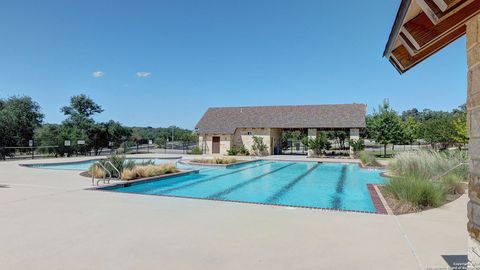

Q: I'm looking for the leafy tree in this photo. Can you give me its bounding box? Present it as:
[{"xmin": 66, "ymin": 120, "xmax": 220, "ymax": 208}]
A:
[
  {"xmin": 452, "ymin": 104, "xmax": 468, "ymax": 149},
  {"xmin": 105, "ymin": 120, "xmax": 131, "ymax": 149},
  {"xmin": 401, "ymin": 108, "xmax": 421, "ymax": 121},
  {"xmin": 349, "ymin": 139, "xmax": 365, "ymax": 156},
  {"xmin": 34, "ymin": 124, "xmax": 86, "ymax": 156},
  {"xmin": 61, "ymin": 94, "xmax": 103, "ymax": 118},
  {"xmin": 368, "ymin": 100, "xmax": 404, "ymax": 157},
  {"xmin": 130, "ymin": 126, "xmax": 193, "ymax": 146},
  {"xmin": 307, "ymin": 132, "xmax": 331, "ymax": 156},
  {"xmin": 422, "ymin": 114, "xmax": 455, "ymax": 149},
  {"xmin": 327, "ymin": 130, "xmax": 348, "ymax": 149},
  {"xmin": 281, "ymin": 130, "xmax": 306, "ymax": 150},
  {"xmin": 251, "ymin": 136, "xmax": 268, "ymax": 155},
  {"xmin": 0, "ymin": 96, "xmax": 43, "ymax": 158},
  {"xmin": 401, "ymin": 116, "xmax": 421, "ymax": 145},
  {"xmin": 130, "ymin": 130, "xmax": 144, "ymax": 153}
]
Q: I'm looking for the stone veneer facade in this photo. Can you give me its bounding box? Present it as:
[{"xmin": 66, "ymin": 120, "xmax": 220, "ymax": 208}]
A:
[
  {"xmin": 198, "ymin": 128, "xmax": 283, "ymax": 155},
  {"xmin": 198, "ymin": 134, "xmax": 233, "ymax": 155},
  {"xmin": 199, "ymin": 128, "xmax": 359, "ymax": 156},
  {"xmin": 467, "ymin": 14, "xmax": 480, "ymax": 268}
]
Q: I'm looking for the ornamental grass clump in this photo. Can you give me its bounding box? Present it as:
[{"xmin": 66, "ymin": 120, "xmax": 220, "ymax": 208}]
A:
[
  {"xmin": 191, "ymin": 158, "xmax": 238, "ymax": 164},
  {"xmin": 120, "ymin": 163, "xmax": 178, "ymax": 180},
  {"xmin": 90, "ymin": 164, "xmax": 106, "ymax": 178},
  {"xmin": 388, "ymin": 150, "xmax": 468, "ymax": 181},
  {"xmin": 384, "ymin": 150, "xmax": 467, "ymax": 211},
  {"xmin": 358, "ymin": 151, "xmax": 380, "ymax": 167},
  {"xmin": 384, "ymin": 174, "xmax": 445, "ymax": 209}
]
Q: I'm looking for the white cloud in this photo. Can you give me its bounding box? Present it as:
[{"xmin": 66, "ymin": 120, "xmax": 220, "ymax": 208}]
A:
[
  {"xmin": 92, "ymin": 71, "xmax": 104, "ymax": 78},
  {"xmin": 136, "ymin": 71, "xmax": 151, "ymax": 78}
]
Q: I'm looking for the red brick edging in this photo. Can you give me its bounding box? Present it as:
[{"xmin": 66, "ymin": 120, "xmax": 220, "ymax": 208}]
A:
[{"xmin": 367, "ymin": 184, "xmax": 388, "ymax": 215}]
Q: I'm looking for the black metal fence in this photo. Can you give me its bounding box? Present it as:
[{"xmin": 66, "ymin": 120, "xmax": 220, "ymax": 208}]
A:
[{"xmin": 0, "ymin": 141, "xmax": 198, "ymax": 161}]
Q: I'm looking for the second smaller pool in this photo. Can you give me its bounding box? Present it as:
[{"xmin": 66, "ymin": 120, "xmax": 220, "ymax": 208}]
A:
[{"xmin": 28, "ymin": 158, "xmax": 180, "ymax": 171}]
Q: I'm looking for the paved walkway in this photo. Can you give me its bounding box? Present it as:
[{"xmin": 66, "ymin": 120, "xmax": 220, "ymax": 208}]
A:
[{"xmin": 0, "ymin": 154, "xmax": 467, "ymax": 270}]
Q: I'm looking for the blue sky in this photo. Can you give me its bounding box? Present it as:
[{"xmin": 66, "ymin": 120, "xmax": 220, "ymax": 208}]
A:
[{"xmin": 0, "ymin": 1, "xmax": 467, "ymax": 129}]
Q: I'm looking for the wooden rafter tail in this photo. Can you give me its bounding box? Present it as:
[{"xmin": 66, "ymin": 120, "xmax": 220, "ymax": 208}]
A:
[
  {"xmin": 404, "ymin": 0, "xmax": 480, "ymax": 49},
  {"xmin": 416, "ymin": 0, "xmax": 443, "ymax": 24},
  {"xmin": 391, "ymin": 25, "xmax": 466, "ymax": 72},
  {"xmin": 432, "ymin": 0, "xmax": 466, "ymax": 12}
]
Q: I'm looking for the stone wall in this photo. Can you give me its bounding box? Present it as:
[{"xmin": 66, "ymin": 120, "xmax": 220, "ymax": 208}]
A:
[
  {"xmin": 349, "ymin": 128, "xmax": 360, "ymax": 157},
  {"xmin": 232, "ymin": 128, "xmax": 276, "ymax": 155},
  {"xmin": 198, "ymin": 134, "xmax": 232, "ymax": 155},
  {"xmin": 467, "ymin": 14, "xmax": 480, "ymax": 268}
]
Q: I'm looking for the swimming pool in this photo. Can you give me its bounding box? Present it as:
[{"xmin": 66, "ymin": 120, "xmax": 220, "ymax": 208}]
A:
[
  {"xmin": 28, "ymin": 158, "xmax": 180, "ymax": 171},
  {"xmin": 101, "ymin": 160, "xmax": 386, "ymax": 213}
]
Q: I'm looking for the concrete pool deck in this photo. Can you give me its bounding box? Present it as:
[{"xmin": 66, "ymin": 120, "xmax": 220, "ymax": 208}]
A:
[{"xmin": 0, "ymin": 154, "xmax": 468, "ymax": 270}]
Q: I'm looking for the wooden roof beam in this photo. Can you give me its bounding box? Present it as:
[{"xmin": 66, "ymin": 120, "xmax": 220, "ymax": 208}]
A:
[
  {"xmin": 403, "ymin": 0, "xmax": 480, "ymax": 48},
  {"xmin": 391, "ymin": 25, "xmax": 466, "ymax": 72},
  {"xmin": 399, "ymin": 32, "xmax": 419, "ymax": 55},
  {"xmin": 416, "ymin": 0, "xmax": 444, "ymax": 24},
  {"xmin": 433, "ymin": 0, "xmax": 465, "ymax": 11}
]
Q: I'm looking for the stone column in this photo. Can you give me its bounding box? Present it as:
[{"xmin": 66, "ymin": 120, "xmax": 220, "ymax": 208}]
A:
[
  {"xmin": 198, "ymin": 135, "xmax": 204, "ymax": 154},
  {"xmin": 307, "ymin": 128, "xmax": 317, "ymax": 156},
  {"xmin": 467, "ymin": 14, "xmax": 480, "ymax": 269},
  {"xmin": 349, "ymin": 128, "xmax": 360, "ymax": 157}
]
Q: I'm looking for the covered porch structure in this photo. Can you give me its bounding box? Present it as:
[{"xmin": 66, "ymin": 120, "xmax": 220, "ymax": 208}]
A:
[
  {"xmin": 384, "ymin": 0, "xmax": 480, "ymax": 267},
  {"xmin": 195, "ymin": 104, "xmax": 366, "ymax": 156}
]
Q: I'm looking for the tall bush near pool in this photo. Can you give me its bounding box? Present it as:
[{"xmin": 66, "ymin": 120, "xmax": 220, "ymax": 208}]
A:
[
  {"xmin": 251, "ymin": 136, "xmax": 268, "ymax": 156},
  {"xmin": 307, "ymin": 132, "xmax": 331, "ymax": 156}
]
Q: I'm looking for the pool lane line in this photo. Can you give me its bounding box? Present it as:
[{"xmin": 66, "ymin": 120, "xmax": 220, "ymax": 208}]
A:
[
  {"xmin": 330, "ymin": 165, "xmax": 347, "ymax": 209},
  {"xmin": 265, "ymin": 163, "xmax": 319, "ymax": 204},
  {"xmin": 207, "ymin": 163, "xmax": 296, "ymax": 199},
  {"xmin": 154, "ymin": 161, "xmax": 275, "ymax": 194}
]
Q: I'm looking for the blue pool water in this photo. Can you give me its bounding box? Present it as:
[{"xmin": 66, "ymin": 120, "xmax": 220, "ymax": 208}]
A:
[
  {"xmin": 102, "ymin": 160, "xmax": 386, "ymax": 212},
  {"xmin": 29, "ymin": 158, "xmax": 179, "ymax": 171}
]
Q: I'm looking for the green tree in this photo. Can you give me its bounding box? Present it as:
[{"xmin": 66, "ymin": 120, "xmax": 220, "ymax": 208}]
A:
[
  {"xmin": 452, "ymin": 104, "xmax": 468, "ymax": 150},
  {"xmin": 61, "ymin": 94, "xmax": 103, "ymax": 118},
  {"xmin": 307, "ymin": 132, "xmax": 331, "ymax": 156},
  {"xmin": 130, "ymin": 130, "xmax": 144, "ymax": 153},
  {"xmin": 0, "ymin": 96, "xmax": 43, "ymax": 158},
  {"xmin": 422, "ymin": 114, "xmax": 455, "ymax": 150},
  {"xmin": 368, "ymin": 100, "xmax": 404, "ymax": 157},
  {"xmin": 251, "ymin": 136, "xmax": 268, "ymax": 156},
  {"xmin": 401, "ymin": 116, "xmax": 421, "ymax": 145},
  {"xmin": 106, "ymin": 121, "xmax": 131, "ymax": 149},
  {"xmin": 327, "ymin": 130, "xmax": 348, "ymax": 149}
]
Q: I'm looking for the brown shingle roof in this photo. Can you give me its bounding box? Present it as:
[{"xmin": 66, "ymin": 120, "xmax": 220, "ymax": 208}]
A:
[{"xmin": 195, "ymin": 104, "xmax": 367, "ymax": 134}]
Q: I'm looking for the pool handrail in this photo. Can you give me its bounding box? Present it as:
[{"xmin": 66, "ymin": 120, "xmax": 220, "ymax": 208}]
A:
[
  {"xmin": 92, "ymin": 161, "xmax": 112, "ymax": 186},
  {"xmin": 105, "ymin": 161, "xmax": 121, "ymax": 179}
]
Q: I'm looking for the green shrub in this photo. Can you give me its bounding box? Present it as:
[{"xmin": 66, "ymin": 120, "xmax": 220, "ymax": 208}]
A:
[
  {"xmin": 349, "ymin": 139, "xmax": 365, "ymax": 156},
  {"xmin": 384, "ymin": 174, "xmax": 445, "ymax": 209},
  {"xmin": 238, "ymin": 145, "xmax": 250, "ymax": 156},
  {"xmin": 227, "ymin": 146, "xmax": 250, "ymax": 156},
  {"xmin": 227, "ymin": 148, "xmax": 238, "ymax": 156},
  {"xmin": 89, "ymin": 154, "xmax": 125, "ymax": 178},
  {"xmin": 359, "ymin": 151, "xmax": 380, "ymax": 166},
  {"xmin": 137, "ymin": 159, "xmax": 155, "ymax": 166},
  {"xmin": 188, "ymin": 146, "xmax": 203, "ymax": 155},
  {"xmin": 192, "ymin": 158, "xmax": 237, "ymax": 164},
  {"xmin": 306, "ymin": 132, "xmax": 331, "ymax": 156},
  {"xmin": 252, "ymin": 136, "xmax": 268, "ymax": 156}
]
